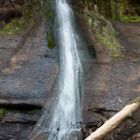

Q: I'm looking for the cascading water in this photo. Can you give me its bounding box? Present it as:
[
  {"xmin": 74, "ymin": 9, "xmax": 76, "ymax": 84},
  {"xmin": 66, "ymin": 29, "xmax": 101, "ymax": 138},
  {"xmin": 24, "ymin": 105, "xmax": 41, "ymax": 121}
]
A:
[
  {"xmin": 48, "ymin": 0, "xmax": 83, "ymax": 139},
  {"xmin": 30, "ymin": 0, "xmax": 83, "ymax": 139}
]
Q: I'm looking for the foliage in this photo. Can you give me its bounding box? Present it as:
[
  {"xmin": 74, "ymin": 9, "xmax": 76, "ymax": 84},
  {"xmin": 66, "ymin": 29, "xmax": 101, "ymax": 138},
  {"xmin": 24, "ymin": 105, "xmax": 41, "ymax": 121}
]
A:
[
  {"xmin": 0, "ymin": 17, "xmax": 29, "ymax": 36},
  {"xmin": 72, "ymin": 0, "xmax": 140, "ymax": 22},
  {"xmin": 0, "ymin": 0, "xmax": 41, "ymax": 36},
  {"xmin": 72, "ymin": 0, "xmax": 139, "ymax": 58},
  {"xmin": 72, "ymin": 0, "xmax": 112, "ymax": 19},
  {"xmin": 110, "ymin": 0, "xmax": 140, "ymax": 22},
  {"xmin": 121, "ymin": 16, "xmax": 140, "ymax": 22},
  {"xmin": 93, "ymin": 13, "xmax": 121, "ymax": 58},
  {"xmin": 77, "ymin": 5, "xmax": 121, "ymax": 58}
]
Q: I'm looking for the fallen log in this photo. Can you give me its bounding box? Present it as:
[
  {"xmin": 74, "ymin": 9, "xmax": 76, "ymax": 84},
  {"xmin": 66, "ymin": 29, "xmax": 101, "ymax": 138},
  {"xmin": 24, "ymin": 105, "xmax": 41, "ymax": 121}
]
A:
[{"xmin": 85, "ymin": 97, "xmax": 140, "ymax": 140}]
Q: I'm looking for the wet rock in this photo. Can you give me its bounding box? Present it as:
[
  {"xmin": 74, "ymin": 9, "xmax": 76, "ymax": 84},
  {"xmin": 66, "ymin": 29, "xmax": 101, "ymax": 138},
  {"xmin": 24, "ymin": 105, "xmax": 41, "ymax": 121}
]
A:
[
  {"xmin": 2, "ymin": 112, "xmax": 40, "ymax": 124},
  {"xmin": 83, "ymin": 22, "xmax": 140, "ymax": 139},
  {"xmin": 0, "ymin": 58, "xmax": 58, "ymax": 107},
  {"xmin": 0, "ymin": 19, "xmax": 59, "ymax": 139},
  {"xmin": 30, "ymin": 132, "xmax": 48, "ymax": 140},
  {"xmin": 0, "ymin": 123, "xmax": 32, "ymax": 140},
  {"xmin": 0, "ymin": 19, "xmax": 59, "ymax": 108}
]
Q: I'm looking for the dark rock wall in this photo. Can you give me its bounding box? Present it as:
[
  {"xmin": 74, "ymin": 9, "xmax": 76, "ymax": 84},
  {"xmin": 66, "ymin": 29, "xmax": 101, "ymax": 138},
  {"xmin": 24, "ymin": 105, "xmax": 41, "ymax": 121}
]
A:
[
  {"xmin": 0, "ymin": 0, "xmax": 24, "ymax": 23},
  {"xmin": 0, "ymin": 14, "xmax": 59, "ymax": 139},
  {"xmin": 71, "ymin": 0, "xmax": 140, "ymax": 139}
]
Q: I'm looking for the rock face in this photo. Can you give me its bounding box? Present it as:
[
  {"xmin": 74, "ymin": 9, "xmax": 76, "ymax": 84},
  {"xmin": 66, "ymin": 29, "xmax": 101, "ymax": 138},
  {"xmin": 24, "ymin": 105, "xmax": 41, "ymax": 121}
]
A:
[
  {"xmin": 0, "ymin": 5, "xmax": 140, "ymax": 140},
  {"xmin": 0, "ymin": 18, "xmax": 59, "ymax": 139},
  {"xmin": 82, "ymin": 22, "xmax": 140, "ymax": 139},
  {"xmin": 0, "ymin": 0, "xmax": 23, "ymax": 25},
  {"xmin": 0, "ymin": 19, "xmax": 59, "ymax": 107}
]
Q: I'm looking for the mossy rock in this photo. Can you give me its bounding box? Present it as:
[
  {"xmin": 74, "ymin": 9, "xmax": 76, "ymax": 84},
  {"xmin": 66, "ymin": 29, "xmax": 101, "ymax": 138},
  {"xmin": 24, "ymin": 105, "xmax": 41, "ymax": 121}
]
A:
[
  {"xmin": 120, "ymin": 16, "xmax": 140, "ymax": 22},
  {"xmin": 0, "ymin": 0, "xmax": 41, "ymax": 36},
  {"xmin": 42, "ymin": 0, "xmax": 55, "ymax": 48},
  {"xmin": 0, "ymin": 108, "xmax": 7, "ymax": 118}
]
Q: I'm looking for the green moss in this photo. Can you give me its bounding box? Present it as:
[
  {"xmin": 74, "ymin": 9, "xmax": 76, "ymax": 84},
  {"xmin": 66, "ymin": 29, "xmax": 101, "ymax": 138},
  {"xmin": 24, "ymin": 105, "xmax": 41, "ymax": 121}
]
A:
[
  {"xmin": 0, "ymin": 17, "xmax": 29, "ymax": 36},
  {"xmin": 82, "ymin": 6, "xmax": 121, "ymax": 58},
  {"xmin": 0, "ymin": 108, "xmax": 7, "ymax": 118},
  {"xmin": 110, "ymin": 0, "xmax": 140, "ymax": 22},
  {"xmin": 97, "ymin": 27, "xmax": 121, "ymax": 58},
  {"xmin": 96, "ymin": 31, "xmax": 121, "ymax": 58},
  {"xmin": 120, "ymin": 16, "xmax": 140, "ymax": 22},
  {"xmin": 73, "ymin": 0, "xmax": 140, "ymax": 22},
  {"xmin": 0, "ymin": 0, "xmax": 41, "ymax": 36},
  {"xmin": 27, "ymin": 109, "xmax": 40, "ymax": 115},
  {"xmin": 75, "ymin": 0, "xmax": 112, "ymax": 19},
  {"xmin": 111, "ymin": 0, "xmax": 121, "ymax": 20},
  {"xmin": 48, "ymin": 33, "xmax": 55, "ymax": 48},
  {"xmin": 42, "ymin": 0, "xmax": 55, "ymax": 48}
]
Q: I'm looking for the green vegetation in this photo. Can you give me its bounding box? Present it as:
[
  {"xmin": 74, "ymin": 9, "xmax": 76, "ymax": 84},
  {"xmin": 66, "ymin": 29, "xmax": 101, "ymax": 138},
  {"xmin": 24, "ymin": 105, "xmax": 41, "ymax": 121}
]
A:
[
  {"xmin": 73, "ymin": 0, "xmax": 140, "ymax": 58},
  {"xmin": 0, "ymin": 0, "xmax": 41, "ymax": 36},
  {"xmin": 73, "ymin": 0, "xmax": 140, "ymax": 22},
  {"xmin": 42, "ymin": 0, "xmax": 55, "ymax": 48},
  {"xmin": 110, "ymin": 0, "xmax": 140, "ymax": 22},
  {"xmin": 110, "ymin": 0, "xmax": 120, "ymax": 20},
  {"xmin": 96, "ymin": 30, "xmax": 121, "ymax": 58},
  {"xmin": 0, "ymin": 17, "xmax": 29, "ymax": 36},
  {"xmin": 0, "ymin": 108, "xmax": 7, "ymax": 118},
  {"xmin": 75, "ymin": 3, "xmax": 121, "ymax": 58},
  {"xmin": 88, "ymin": 10, "xmax": 121, "ymax": 58},
  {"xmin": 121, "ymin": 16, "xmax": 140, "ymax": 22},
  {"xmin": 0, "ymin": 0, "xmax": 55, "ymax": 48}
]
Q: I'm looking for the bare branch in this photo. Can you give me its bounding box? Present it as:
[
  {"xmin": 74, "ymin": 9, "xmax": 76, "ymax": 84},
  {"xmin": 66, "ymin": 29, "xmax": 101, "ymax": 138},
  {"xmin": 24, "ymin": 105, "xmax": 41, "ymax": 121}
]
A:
[{"xmin": 85, "ymin": 97, "xmax": 140, "ymax": 140}]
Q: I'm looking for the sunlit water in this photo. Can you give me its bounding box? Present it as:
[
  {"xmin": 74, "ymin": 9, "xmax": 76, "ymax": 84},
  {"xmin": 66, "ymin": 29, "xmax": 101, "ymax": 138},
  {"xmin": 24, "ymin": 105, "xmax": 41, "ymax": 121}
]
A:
[{"xmin": 30, "ymin": 0, "xmax": 83, "ymax": 139}]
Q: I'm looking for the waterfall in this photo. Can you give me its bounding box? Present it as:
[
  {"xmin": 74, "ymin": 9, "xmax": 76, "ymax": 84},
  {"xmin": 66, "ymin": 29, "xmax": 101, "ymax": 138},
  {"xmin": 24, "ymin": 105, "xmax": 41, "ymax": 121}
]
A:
[
  {"xmin": 48, "ymin": 0, "xmax": 83, "ymax": 139},
  {"xmin": 30, "ymin": 0, "xmax": 83, "ymax": 139}
]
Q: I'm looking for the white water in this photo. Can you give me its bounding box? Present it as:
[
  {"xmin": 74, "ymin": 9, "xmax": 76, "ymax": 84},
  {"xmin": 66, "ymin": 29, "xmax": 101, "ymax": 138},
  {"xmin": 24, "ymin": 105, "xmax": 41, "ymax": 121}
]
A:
[
  {"xmin": 47, "ymin": 0, "xmax": 82, "ymax": 139},
  {"xmin": 30, "ymin": 0, "xmax": 83, "ymax": 139}
]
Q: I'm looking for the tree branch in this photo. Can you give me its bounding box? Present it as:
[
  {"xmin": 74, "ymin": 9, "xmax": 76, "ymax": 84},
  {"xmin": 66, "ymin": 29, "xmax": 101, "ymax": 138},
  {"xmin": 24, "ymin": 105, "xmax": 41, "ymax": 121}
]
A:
[{"xmin": 85, "ymin": 97, "xmax": 140, "ymax": 140}]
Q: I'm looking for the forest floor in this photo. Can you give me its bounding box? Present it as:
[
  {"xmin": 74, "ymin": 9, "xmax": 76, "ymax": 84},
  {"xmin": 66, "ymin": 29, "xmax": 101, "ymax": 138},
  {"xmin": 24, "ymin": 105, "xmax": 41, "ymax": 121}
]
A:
[{"xmin": 83, "ymin": 22, "xmax": 140, "ymax": 140}]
